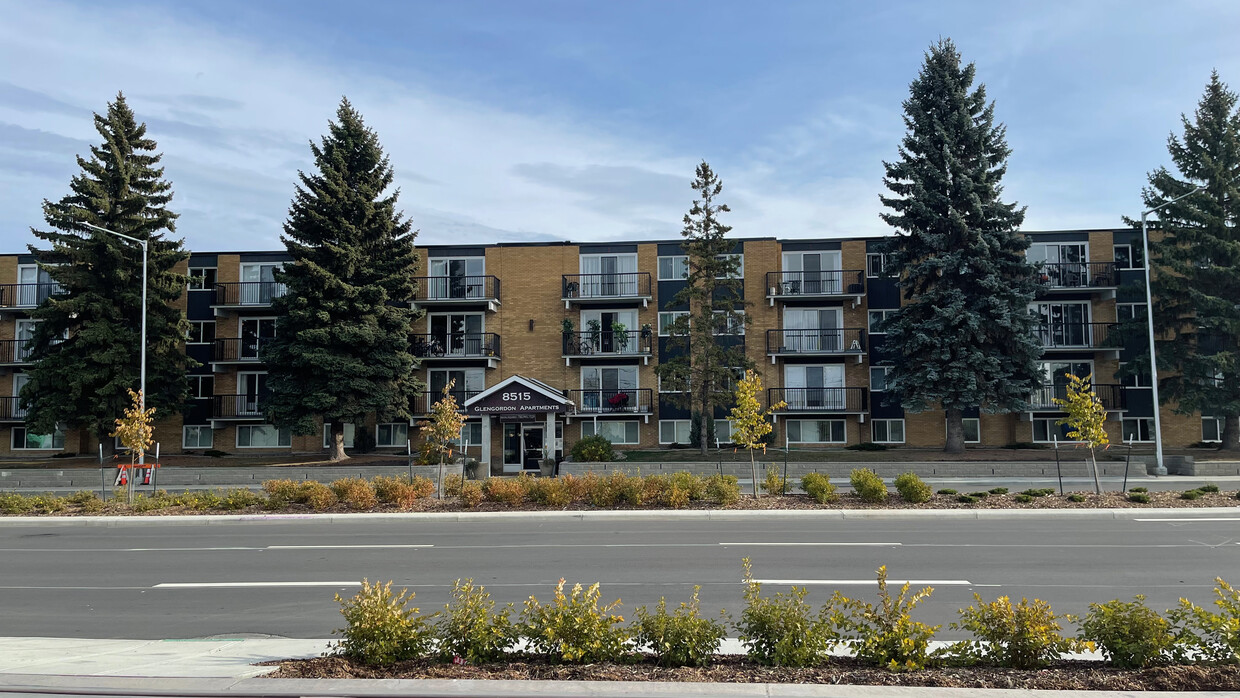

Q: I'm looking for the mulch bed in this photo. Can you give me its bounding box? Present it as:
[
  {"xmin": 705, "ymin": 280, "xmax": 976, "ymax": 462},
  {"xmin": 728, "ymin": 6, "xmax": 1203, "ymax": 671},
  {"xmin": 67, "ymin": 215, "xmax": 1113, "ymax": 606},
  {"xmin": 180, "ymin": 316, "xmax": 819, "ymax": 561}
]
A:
[{"xmin": 263, "ymin": 654, "xmax": 1240, "ymax": 691}]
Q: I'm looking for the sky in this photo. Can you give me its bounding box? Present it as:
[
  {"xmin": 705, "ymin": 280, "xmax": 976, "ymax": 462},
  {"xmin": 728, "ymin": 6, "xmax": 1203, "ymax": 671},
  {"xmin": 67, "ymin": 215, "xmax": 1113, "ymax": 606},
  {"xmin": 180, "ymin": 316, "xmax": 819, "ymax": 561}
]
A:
[{"xmin": 1, "ymin": 0, "xmax": 1238, "ymax": 251}]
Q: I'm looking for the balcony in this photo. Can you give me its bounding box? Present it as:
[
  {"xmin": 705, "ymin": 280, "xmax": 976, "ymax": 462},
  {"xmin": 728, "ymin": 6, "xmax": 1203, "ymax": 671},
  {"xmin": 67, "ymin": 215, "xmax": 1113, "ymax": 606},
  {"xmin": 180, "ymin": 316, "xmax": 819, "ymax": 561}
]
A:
[
  {"xmin": 212, "ymin": 338, "xmax": 268, "ymax": 367},
  {"xmin": 410, "ymin": 389, "xmax": 481, "ymax": 417},
  {"xmin": 766, "ymin": 271, "xmax": 865, "ymax": 306},
  {"xmin": 0, "ymin": 396, "xmax": 26, "ymax": 422},
  {"xmin": 567, "ymin": 388, "xmax": 653, "ymax": 417},
  {"xmin": 1036, "ymin": 322, "xmax": 1123, "ymax": 355},
  {"xmin": 0, "ymin": 283, "xmax": 64, "ymax": 311},
  {"xmin": 0, "ymin": 339, "xmax": 34, "ymax": 367},
  {"xmin": 562, "ymin": 329, "xmax": 653, "ymax": 365},
  {"xmin": 766, "ymin": 328, "xmax": 867, "ymax": 363},
  {"xmin": 1035, "ymin": 262, "xmax": 1118, "ymax": 297},
  {"xmin": 212, "ymin": 282, "xmax": 288, "ymax": 310},
  {"xmin": 211, "ymin": 394, "xmax": 265, "ymax": 421},
  {"xmin": 411, "ymin": 332, "xmax": 501, "ymax": 368},
  {"xmin": 768, "ymin": 387, "xmax": 869, "ymax": 415},
  {"xmin": 561, "ymin": 273, "xmax": 652, "ymax": 308},
  {"xmin": 413, "ymin": 275, "xmax": 500, "ymax": 311},
  {"xmin": 1028, "ymin": 383, "xmax": 1126, "ymax": 412}
]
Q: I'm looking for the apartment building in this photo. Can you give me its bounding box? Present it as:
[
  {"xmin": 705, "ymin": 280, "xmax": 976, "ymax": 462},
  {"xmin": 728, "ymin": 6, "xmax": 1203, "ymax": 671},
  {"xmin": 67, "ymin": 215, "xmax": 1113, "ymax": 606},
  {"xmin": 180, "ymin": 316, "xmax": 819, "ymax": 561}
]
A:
[{"xmin": 0, "ymin": 229, "xmax": 1220, "ymax": 471}]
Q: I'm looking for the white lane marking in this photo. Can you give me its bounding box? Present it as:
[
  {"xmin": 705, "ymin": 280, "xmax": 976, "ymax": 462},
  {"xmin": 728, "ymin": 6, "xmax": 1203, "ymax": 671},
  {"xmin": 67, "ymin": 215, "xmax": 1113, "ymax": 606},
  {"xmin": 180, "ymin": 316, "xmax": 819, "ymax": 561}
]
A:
[
  {"xmin": 153, "ymin": 581, "xmax": 362, "ymax": 588},
  {"xmin": 1134, "ymin": 517, "xmax": 1240, "ymax": 522},
  {"xmin": 719, "ymin": 542, "xmax": 901, "ymax": 547},
  {"xmin": 752, "ymin": 579, "xmax": 971, "ymax": 586},
  {"xmin": 265, "ymin": 544, "xmax": 434, "ymax": 550}
]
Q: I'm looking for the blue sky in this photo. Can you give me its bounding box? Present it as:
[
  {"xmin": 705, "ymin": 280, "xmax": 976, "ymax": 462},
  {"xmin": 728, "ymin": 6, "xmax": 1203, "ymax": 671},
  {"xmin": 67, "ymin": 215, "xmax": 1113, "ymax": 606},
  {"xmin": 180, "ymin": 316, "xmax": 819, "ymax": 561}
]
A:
[{"xmin": 1, "ymin": 0, "xmax": 1238, "ymax": 250}]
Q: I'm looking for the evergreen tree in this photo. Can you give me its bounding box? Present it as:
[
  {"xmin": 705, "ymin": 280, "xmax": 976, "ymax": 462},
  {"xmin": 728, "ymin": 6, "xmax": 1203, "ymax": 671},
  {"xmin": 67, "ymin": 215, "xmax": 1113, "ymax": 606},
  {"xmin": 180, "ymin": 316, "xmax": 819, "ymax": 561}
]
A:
[
  {"xmin": 879, "ymin": 40, "xmax": 1041, "ymax": 453},
  {"xmin": 262, "ymin": 98, "xmax": 421, "ymax": 461},
  {"xmin": 22, "ymin": 93, "xmax": 190, "ymax": 448},
  {"xmin": 1144, "ymin": 72, "xmax": 1240, "ymax": 449},
  {"xmin": 655, "ymin": 162, "xmax": 751, "ymax": 456}
]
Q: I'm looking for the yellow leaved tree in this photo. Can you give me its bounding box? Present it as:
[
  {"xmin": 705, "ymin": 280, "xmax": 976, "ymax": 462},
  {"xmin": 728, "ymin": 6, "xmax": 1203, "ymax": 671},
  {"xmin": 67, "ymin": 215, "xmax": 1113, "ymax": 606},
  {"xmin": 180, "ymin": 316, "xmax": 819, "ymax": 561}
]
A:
[
  {"xmin": 1052, "ymin": 374, "xmax": 1108, "ymax": 494},
  {"xmin": 729, "ymin": 369, "xmax": 785, "ymax": 499},
  {"xmin": 111, "ymin": 389, "xmax": 155, "ymax": 503},
  {"xmin": 418, "ymin": 380, "xmax": 467, "ymax": 499}
]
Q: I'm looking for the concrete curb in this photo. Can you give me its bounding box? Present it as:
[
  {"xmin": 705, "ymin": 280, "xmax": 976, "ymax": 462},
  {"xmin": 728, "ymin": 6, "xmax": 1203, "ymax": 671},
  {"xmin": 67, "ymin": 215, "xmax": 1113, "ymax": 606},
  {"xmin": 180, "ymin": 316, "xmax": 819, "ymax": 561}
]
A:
[{"xmin": 0, "ymin": 506, "xmax": 1236, "ymax": 526}]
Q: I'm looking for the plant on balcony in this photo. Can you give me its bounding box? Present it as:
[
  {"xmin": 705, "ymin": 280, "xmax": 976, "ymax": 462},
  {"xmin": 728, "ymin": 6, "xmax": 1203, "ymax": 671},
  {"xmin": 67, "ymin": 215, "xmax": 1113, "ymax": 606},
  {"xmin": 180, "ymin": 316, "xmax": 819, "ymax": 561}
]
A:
[
  {"xmin": 606, "ymin": 391, "xmax": 630, "ymax": 410},
  {"xmin": 611, "ymin": 322, "xmax": 629, "ymax": 352},
  {"xmin": 1052, "ymin": 373, "xmax": 1108, "ymax": 494},
  {"xmin": 586, "ymin": 319, "xmax": 602, "ymax": 350},
  {"xmin": 729, "ymin": 370, "xmax": 785, "ymax": 499}
]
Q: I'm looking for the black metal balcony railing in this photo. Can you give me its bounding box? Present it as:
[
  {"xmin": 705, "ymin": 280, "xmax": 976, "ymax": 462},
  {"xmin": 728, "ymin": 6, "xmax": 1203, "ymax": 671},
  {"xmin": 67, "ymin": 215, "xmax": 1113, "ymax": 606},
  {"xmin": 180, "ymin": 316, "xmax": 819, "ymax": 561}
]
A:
[
  {"xmin": 567, "ymin": 388, "xmax": 653, "ymax": 415},
  {"xmin": 212, "ymin": 394, "xmax": 265, "ymax": 419},
  {"xmin": 768, "ymin": 387, "xmax": 869, "ymax": 413},
  {"xmin": 561, "ymin": 273, "xmax": 651, "ymax": 300},
  {"xmin": 413, "ymin": 275, "xmax": 500, "ymax": 303},
  {"xmin": 766, "ymin": 271, "xmax": 865, "ymax": 297},
  {"xmin": 1035, "ymin": 262, "xmax": 1117, "ymax": 290},
  {"xmin": 0, "ymin": 396, "xmax": 27, "ymax": 421},
  {"xmin": 562, "ymin": 330, "xmax": 653, "ymax": 357},
  {"xmin": 0, "ymin": 339, "xmax": 34, "ymax": 365},
  {"xmin": 1028, "ymin": 383, "xmax": 1126, "ymax": 411},
  {"xmin": 0, "ymin": 283, "xmax": 64, "ymax": 309},
  {"xmin": 1035, "ymin": 322, "xmax": 1123, "ymax": 350},
  {"xmin": 212, "ymin": 282, "xmax": 288, "ymax": 307},
  {"xmin": 766, "ymin": 328, "xmax": 867, "ymax": 355},
  {"xmin": 411, "ymin": 389, "xmax": 481, "ymax": 415},
  {"xmin": 411, "ymin": 332, "xmax": 501, "ymax": 359},
  {"xmin": 212, "ymin": 337, "xmax": 270, "ymax": 363}
]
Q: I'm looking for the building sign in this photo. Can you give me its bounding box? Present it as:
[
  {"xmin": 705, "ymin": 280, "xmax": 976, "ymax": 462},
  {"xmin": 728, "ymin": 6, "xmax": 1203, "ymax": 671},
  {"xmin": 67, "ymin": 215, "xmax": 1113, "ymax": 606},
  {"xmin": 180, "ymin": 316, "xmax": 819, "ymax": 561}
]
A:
[{"xmin": 466, "ymin": 387, "xmax": 565, "ymax": 416}]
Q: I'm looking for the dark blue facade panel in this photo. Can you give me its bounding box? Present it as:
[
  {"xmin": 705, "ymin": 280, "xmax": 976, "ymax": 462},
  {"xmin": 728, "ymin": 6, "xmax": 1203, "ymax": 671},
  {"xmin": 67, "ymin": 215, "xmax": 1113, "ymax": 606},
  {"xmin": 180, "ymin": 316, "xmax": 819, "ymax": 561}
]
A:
[
  {"xmin": 427, "ymin": 247, "xmax": 486, "ymax": 258},
  {"xmin": 188, "ymin": 254, "xmax": 218, "ymax": 267},
  {"xmin": 238, "ymin": 252, "xmax": 292, "ymax": 263},
  {"xmin": 867, "ymin": 280, "xmax": 900, "ymax": 309},
  {"xmin": 186, "ymin": 290, "xmax": 215, "ymax": 320},
  {"xmin": 781, "ymin": 240, "xmax": 841, "ymax": 252},
  {"xmin": 1123, "ymin": 388, "xmax": 1154, "ymax": 418}
]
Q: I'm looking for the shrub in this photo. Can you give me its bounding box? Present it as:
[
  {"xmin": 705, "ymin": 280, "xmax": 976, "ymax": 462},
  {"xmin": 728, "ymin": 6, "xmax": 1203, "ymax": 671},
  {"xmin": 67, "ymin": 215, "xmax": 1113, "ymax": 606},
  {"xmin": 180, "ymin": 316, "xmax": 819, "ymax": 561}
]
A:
[
  {"xmin": 331, "ymin": 478, "xmax": 378, "ymax": 510},
  {"xmin": 372, "ymin": 476, "xmax": 435, "ymax": 509},
  {"xmin": 642, "ymin": 475, "xmax": 671, "ymax": 506},
  {"xmin": 483, "ymin": 478, "xmax": 527, "ymax": 506},
  {"xmin": 849, "ymin": 468, "xmax": 887, "ymax": 503},
  {"xmin": 1128, "ymin": 493, "xmax": 1151, "ymax": 503},
  {"xmin": 442, "ymin": 474, "xmax": 465, "ymax": 498},
  {"xmin": 67, "ymin": 490, "xmax": 104, "ymax": 513},
  {"xmin": 957, "ymin": 495, "xmax": 979, "ymax": 504},
  {"xmin": 1130, "ymin": 486, "xmax": 1149, "ymax": 493},
  {"xmin": 301, "ymin": 481, "xmax": 339, "ymax": 510},
  {"xmin": 1067, "ymin": 494, "xmax": 1087, "ymax": 503},
  {"xmin": 988, "ymin": 487, "xmax": 1009, "ymax": 495},
  {"xmin": 1014, "ymin": 494, "xmax": 1034, "ymax": 503},
  {"xmin": 830, "ymin": 565, "xmax": 939, "ymax": 671},
  {"xmin": 801, "ymin": 472, "xmax": 838, "ymax": 504},
  {"xmin": 131, "ymin": 492, "xmax": 172, "ymax": 513},
  {"xmin": 1021, "ymin": 488, "xmax": 1055, "ymax": 497},
  {"xmin": 633, "ymin": 586, "xmax": 727, "ymax": 667},
  {"xmin": 262, "ymin": 479, "xmax": 301, "ymax": 506},
  {"xmin": 221, "ymin": 488, "xmax": 265, "ymax": 511},
  {"xmin": 571, "ymin": 435, "xmax": 614, "ymax": 463},
  {"xmin": 0, "ymin": 493, "xmax": 32, "ymax": 515},
  {"xmin": 528, "ymin": 477, "xmax": 573, "ymax": 507},
  {"xmin": 761, "ymin": 469, "xmax": 789, "ymax": 496},
  {"xmin": 968, "ymin": 491, "xmax": 989, "ymax": 498},
  {"xmin": 894, "ymin": 472, "xmax": 931, "ymax": 504},
  {"xmin": 1168, "ymin": 577, "xmax": 1240, "ymax": 664},
  {"xmin": 437, "ymin": 578, "xmax": 516, "ymax": 664},
  {"xmin": 669, "ymin": 472, "xmax": 706, "ymax": 500},
  {"xmin": 667, "ymin": 486, "xmax": 690, "ymax": 509},
  {"xmin": 1181, "ymin": 489, "xmax": 1204, "ymax": 500},
  {"xmin": 948, "ymin": 595, "xmax": 1084, "ymax": 668},
  {"xmin": 704, "ymin": 474, "xmax": 740, "ymax": 505},
  {"xmin": 735, "ymin": 559, "xmax": 835, "ymax": 667},
  {"xmin": 1078, "ymin": 596, "xmax": 1176, "ymax": 668},
  {"xmin": 846, "ymin": 442, "xmax": 888, "ymax": 451},
  {"xmin": 333, "ymin": 579, "xmax": 435, "ymax": 666},
  {"xmin": 520, "ymin": 578, "xmax": 629, "ymax": 663},
  {"xmin": 459, "ymin": 481, "xmax": 483, "ymax": 508},
  {"xmin": 1200, "ymin": 483, "xmax": 1221, "ymax": 494},
  {"xmin": 936, "ymin": 488, "xmax": 958, "ymax": 495},
  {"xmin": 175, "ymin": 489, "xmax": 222, "ymax": 510}
]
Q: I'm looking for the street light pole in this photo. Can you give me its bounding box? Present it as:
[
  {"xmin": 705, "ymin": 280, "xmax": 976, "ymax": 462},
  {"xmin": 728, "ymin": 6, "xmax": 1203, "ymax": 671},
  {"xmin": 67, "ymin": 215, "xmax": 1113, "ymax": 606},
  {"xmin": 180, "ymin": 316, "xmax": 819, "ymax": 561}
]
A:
[{"xmin": 80, "ymin": 222, "xmax": 148, "ymax": 470}]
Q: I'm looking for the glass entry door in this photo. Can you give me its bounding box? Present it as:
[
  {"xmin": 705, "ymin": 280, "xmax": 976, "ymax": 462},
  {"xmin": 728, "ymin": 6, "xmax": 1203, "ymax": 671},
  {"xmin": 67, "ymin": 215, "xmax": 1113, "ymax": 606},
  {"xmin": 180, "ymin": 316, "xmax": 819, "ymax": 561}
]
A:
[{"xmin": 522, "ymin": 425, "xmax": 544, "ymax": 471}]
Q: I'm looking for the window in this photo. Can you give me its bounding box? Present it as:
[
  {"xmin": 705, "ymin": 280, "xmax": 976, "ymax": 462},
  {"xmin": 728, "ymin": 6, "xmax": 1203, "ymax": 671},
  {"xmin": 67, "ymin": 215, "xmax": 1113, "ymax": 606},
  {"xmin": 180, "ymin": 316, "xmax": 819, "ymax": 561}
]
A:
[
  {"xmin": 657, "ymin": 311, "xmax": 688, "ymax": 336},
  {"xmin": 871, "ymin": 419, "xmax": 905, "ymax": 444},
  {"xmin": 715, "ymin": 254, "xmax": 744, "ymax": 279},
  {"xmin": 182, "ymin": 425, "xmax": 213, "ymax": 449},
  {"xmin": 659, "ymin": 420, "xmax": 691, "ymax": 445},
  {"xmin": 713, "ymin": 310, "xmax": 746, "ymax": 335},
  {"xmin": 237, "ymin": 425, "xmax": 291, "ymax": 448},
  {"xmin": 461, "ymin": 422, "xmax": 483, "ymax": 447},
  {"xmin": 1114, "ymin": 244, "xmax": 1143, "ymax": 270},
  {"xmin": 870, "ymin": 366, "xmax": 893, "ymax": 392},
  {"xmin": 787, "ymin": 419, "xmax": 846, "ymax": 444},
  {"xmin": 1202, "ymin": 417, "xmax": 1223, "ymax": 443},
  {"xmin": 951, "ymin": 418, "xmax": 981, "ymax": 444},
  {"xmin": 657, "ymin": 374, "xmax": 686, "ymax": 393},
  {"xmin": 1116, "ymin": 303, "xmax": 1148, "ymax": 325},
  {"xmin": 582, "ymin": 420, "xmax": 640, "ymax": 444},
  {"xmin": 657, "ymin": 255, "xmax": 689, "ymax": 281},
  {"xmin": 784, "ymin": 364, "xmax": 846, "ymax": 409},
  {"xmin": 1120, "ymin": 361, "xmax": 1152, "ymax": 388},
  {"xmin": 11, "ymin": 427, "xmax": 64, "ymax": 450},
  {"xmin": 781, "ymin": 251, "xmax": 843, "ymax": 294},
  {"xmin": 428, "ymin": 313, "xmax": 485, "ymax": 356},
  {"xmin": 428, "ymin": 368, "xmax": 485, "ymax": 399},
  {"xmin": 322, "ymin": 423, "xmax": 356, "ymax": 449},
  {"xmin": 185, "ymin": 320, "xmax": 216, "ymax": 344},
  {"xmin": 427, "ymin": 257, "xmax": 485, "ymax": 300},
  {"xmin": 1122, "ymin": 418, "xmax": 1154, "ymax": 443},
  {"xmin": 715, "ymin": 419, "xmax": 734, "ymax": 444},
  {"xmin": 187, "ymin": 267, "xmax": 218, "ymax": 290},
  {"xmin": 376, "ymin": 423, "xmax": 410, "ymax": 448},
  {"xmin": 188, "ymin": 375, "xmax": 214, "ymax": 400},
  {"xmin": 866, "ymin": 253, "xmax": 888, "ymax": 278},
  {"xmin": 1032, "ymin": 418, "xmax": 1076, "ymax": 443},
  {"xmin": 867, "ymin": 309, "xmax": 896, "ymax": 334},
  {"xmin": 578, "ymin": 253, "xmax": 639, "ymax": 298}
]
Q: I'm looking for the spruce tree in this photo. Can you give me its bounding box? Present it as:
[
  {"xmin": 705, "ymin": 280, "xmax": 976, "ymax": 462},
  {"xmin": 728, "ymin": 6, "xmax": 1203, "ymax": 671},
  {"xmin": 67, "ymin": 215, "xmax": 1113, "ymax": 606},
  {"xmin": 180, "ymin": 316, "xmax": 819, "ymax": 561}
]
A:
[
  {"xmin": 879, "ymin": 40, "xmax": 1041, "ymax": 453},
  {"xmin": 1144, "ymin": 72, "xmax": 1240, "ymax": 449},
  {"xmin": 262, "ymin": 98, "xmax": 421, "ymax": 461},
  {"xmin": 654, "ymin": 162, "xmax": 751, "ymax": 456},
  {"xmin": 23, "ymin": 93, "xmax": 190, "ymax": 449}
]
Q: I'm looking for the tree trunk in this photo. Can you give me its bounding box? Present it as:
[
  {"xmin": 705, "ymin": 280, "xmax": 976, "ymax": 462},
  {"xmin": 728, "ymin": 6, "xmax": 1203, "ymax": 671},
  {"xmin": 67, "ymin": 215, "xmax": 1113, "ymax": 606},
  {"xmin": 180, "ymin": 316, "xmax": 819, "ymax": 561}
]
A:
[
  {"xmin": 750, "ymin": 449, "xmax": 760, "ymax": 499},
  {"xmin": 438, "ymin": 453, "xmax": 445, "ymax": 499},
  {"xmin": 1088, "ymin": 448, "xmax": 1102, "ymax": 495},
  {"xmin": 1222, "ymin": 414, "xmax": 1240, "ymax": 451},
  {"xmin": 944, "ymin": 407, "xmax": 965, "ymax": 454},
  {"xmin": 328, "ymin": 421, "xmax": 349, "ymax": 462}
]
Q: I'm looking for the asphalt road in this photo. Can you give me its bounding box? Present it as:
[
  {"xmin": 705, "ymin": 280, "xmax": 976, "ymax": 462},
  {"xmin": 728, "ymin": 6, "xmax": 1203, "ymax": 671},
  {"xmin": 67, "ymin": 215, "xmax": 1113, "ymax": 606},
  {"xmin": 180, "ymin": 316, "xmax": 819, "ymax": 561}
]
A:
[{"xmin": 1, "ymin": 512, "xmax": 1238, "ymax": 640}]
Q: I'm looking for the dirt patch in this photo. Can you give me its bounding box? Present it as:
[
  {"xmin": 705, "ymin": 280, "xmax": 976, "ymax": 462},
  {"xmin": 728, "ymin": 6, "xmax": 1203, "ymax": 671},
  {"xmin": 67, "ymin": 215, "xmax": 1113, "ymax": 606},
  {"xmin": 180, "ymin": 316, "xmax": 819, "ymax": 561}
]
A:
[{"xmin": 263, "ymin": 654, "xmax": 1240, "ymax": 691}]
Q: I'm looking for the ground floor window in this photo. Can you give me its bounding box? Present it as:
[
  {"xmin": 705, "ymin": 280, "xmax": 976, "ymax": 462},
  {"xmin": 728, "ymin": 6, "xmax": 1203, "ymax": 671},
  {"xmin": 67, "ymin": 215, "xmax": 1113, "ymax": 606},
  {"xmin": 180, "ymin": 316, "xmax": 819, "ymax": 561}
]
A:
[
  {"xmin": 582, "ymin": 420, "xmax": 640, "ymax": 444},
  {"xmin": 947, "ymin": 417, "xmax": 981, "ymax": 444},
  {"xmin": 1121, "ymin": 418, "xmax": 1153, "ymax": 443},
  {"xmin": 376, "ymin": 423, "xmax": 409, "ymax": 447},
  {"xmin": 12, "ymin": 427, "xmax": 63, "ymax": 450},
  {"xmin": 322, "ymin": 423, "xmax": 356, "ymax": 449},
  {"xmin": 871, "ymin": 419, "xmax": 905, "ymax": 444},
  {"xmin": 461, "ymin": 421, "xmax": 483, "ymax": 446},
  {"xmin": 1203, "ymin": 416, "xmax": 1223, "ymax": 443},
  {"xmin": 659, "ymin": 420, "xmax": 691, "ymax": 445},
  {"xmin": 182, "ymin": 425, "xmax": 213, "ymax": 449},
  {"xmin": 238, "ymin": 425, "xmax": 291, "ymax": 448},
  {"xmin": 715, "ymin": 419, "xmax": 734, "ymax": 445},
  {"xmin": 787, "ymin": 419, "xmax": 845, "ymax": 444},
  {"xmin": 1032, "ymin": 418, "xmax": 1075, "ymax": 443}
]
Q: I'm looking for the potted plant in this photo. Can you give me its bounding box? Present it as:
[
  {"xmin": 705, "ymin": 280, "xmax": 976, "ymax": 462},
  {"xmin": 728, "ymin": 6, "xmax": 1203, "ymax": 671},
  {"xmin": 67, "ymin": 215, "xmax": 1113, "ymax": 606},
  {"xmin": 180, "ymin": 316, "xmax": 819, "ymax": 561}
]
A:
[
  {"xmin": 586, "ymin": 318, "xmax": 602, "ymax": 350},
  {"xmin": 464, "ymin": 458, "xmax": 480, "ymax": 480},
  {"xmin": 612, "ymin": 321, "xmax": 629, "ymax": 352},
  {"xmin": 540, "ymin": 456, "xmax": 556, "ymax": 478},
  {"xmin": 562, "ymin": 318, "xmax": 575, "ymax": 353}
]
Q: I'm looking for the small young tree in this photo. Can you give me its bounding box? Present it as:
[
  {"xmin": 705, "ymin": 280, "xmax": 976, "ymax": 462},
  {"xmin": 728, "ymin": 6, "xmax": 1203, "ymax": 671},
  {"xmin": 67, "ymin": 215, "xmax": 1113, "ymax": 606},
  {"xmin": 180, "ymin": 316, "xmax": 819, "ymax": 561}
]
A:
[
  {"xmin": 1052, "ymin": 374, "xmax": 1109, "ymax": 494},
  {"xmin": 110, "ymin": 389, "xmax": 154, "ymax": 503},
  {"xmin": 419, "ymin": 380, "xmax": 467, "ymax": 499},
  {"xmin": 729, "ymin": 370, "xmax": 785, "ymax": 499}
]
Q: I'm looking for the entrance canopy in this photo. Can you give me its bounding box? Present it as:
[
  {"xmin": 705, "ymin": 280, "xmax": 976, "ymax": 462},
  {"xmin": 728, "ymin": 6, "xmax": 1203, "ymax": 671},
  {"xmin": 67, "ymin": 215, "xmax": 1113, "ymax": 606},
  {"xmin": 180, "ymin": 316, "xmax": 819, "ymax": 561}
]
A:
[{"xmin": 463, "ymin": 375, "xmax": 569, "ymax": 417}]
